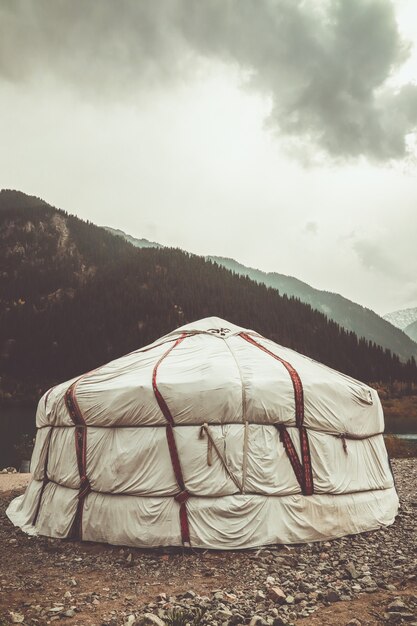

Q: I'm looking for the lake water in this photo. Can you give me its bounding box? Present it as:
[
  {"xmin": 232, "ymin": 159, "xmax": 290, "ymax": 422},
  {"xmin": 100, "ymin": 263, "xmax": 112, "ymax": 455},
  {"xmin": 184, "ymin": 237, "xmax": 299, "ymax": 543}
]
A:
[{"xmin": 394, "ymin": 434, "xmax": 417, "ymax": 440}]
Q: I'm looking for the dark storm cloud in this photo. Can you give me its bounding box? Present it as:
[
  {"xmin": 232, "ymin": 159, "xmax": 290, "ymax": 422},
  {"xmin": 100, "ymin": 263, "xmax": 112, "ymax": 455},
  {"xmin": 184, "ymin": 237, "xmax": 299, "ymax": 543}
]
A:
[{"xmin": 1, "ymin": 0, "xmax": 417, "ymax": 160}]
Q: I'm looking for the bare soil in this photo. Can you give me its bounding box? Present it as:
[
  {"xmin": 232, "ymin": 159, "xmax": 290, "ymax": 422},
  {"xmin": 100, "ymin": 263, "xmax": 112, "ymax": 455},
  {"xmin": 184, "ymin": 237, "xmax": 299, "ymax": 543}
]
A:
[
  {"xmin": 0, "ymin": 474, "xmax": 31, "ymax": 494},
  {"xmin": 0, "ymin": 461, "xmax": 416, "ymax": 626}
]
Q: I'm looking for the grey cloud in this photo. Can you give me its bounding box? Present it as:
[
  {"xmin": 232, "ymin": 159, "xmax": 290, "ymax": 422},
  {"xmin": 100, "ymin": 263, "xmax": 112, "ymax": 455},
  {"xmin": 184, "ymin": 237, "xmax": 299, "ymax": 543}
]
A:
[
  {"xmin": 352, "ymin": 238, "xmax": 409, "ymax": 279},
  {"xmin": 1, "ymin": 0, "xmax": 417, "ymax": 160}
]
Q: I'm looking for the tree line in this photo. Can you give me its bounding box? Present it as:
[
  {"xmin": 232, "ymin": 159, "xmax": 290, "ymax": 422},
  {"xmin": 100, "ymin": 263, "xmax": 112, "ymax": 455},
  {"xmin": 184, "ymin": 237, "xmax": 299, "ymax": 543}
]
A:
[{"xmin": 1, "ymin": 189, "xmax": 416, "ymax": 405}]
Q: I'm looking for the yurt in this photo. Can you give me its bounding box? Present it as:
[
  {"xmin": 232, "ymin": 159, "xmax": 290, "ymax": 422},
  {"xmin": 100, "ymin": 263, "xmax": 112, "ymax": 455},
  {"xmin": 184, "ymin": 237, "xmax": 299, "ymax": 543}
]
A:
[{"xmin": 7, "ymin": 317, "xmax": 398, "ymax": 549}]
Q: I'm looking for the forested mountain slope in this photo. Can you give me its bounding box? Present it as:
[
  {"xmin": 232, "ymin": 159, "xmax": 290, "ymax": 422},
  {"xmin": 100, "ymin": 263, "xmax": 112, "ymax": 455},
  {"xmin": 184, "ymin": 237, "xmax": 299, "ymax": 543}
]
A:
[
  {"xmin": 1, "ymin": 189, "xmax": 416, "ymax": 406},
  {"xmin": 106, "ymin": 228, "xmax": 417, "ymax": 362},
  {"xmin": 209, "ymin": 257, "xmax": 417, "ymax": 363}
]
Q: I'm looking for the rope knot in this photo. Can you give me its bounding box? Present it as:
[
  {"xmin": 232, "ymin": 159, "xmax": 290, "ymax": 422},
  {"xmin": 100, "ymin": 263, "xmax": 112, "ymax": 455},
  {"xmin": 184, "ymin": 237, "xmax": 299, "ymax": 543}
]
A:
[
  {"xmin": 274, "ymin": 422, "xmax": 287, "ymax": 443},
  {"xmin": 174, "ymin": 490, "xmax": 190, "ymax": 504},
  {"xmin": 336, "ymin": 433, "xmax": 348, "ymax": 454}
]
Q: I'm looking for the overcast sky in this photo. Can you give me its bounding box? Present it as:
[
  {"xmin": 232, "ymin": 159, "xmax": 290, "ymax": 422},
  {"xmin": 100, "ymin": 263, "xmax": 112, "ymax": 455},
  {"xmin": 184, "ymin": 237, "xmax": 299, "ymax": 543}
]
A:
[{"xmin": 1, "ymin": 0, "xmax": 417, "ymax": 315}]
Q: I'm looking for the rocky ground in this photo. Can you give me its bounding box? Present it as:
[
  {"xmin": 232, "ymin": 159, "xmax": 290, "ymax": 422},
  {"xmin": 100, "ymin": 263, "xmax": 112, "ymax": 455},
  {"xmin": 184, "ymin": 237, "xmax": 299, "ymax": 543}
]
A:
[{"xmin": 0, "ymin": 459, "xmax": 416, "ymax": 626}]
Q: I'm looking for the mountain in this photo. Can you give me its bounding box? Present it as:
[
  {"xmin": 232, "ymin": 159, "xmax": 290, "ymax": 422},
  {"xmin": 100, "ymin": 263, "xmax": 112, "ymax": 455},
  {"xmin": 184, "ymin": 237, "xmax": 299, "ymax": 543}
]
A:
[
  {"xmin": 1, "ymin": 189, "xmax": 416, "ymax": 407},
  {"xmin": 384, "ymin": 307, "xmax": 417, "ymax": 333},
  {"xmin": 209, "ymin": 257, "xmax": 417, "ymax": 363},
  {"xmin": 106, "ymin": 228, "xmax": 417, "ymax": 363},
  {"xmin": 105, "ymin": 226, "xmax": 161, "ymax": 249},
  {"xmin": 404, "ymin": 319, "xmax": 417, "ymax": 343}
]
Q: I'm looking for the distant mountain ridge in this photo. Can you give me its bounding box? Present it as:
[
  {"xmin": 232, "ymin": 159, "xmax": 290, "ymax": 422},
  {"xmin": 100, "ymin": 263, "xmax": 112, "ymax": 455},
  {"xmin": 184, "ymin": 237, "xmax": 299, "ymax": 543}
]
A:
[
  {"xmin": 405, "ymin": 321, "xmax": 417, "ymax": 343},
  {"xmin": 384, "ymin": 307, "xmax": 417, "ymax": 335},
  {"xmin": 106, "ymin": 228, "xmax": 417, "ymax": 362},
  {"xmin": 2, "ymin": 189, "xmax": 416, "ymax": 407},
  {"xmin": 105, "ymin": 227, "xmax": 161, "ymax": 250}
]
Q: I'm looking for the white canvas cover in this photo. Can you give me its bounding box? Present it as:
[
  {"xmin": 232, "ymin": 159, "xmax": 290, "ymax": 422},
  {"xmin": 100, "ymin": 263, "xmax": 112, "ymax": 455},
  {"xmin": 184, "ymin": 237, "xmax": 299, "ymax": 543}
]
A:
[{"xmin": 7, "ymin": 317, "xmax": 399, "ymax": 549}]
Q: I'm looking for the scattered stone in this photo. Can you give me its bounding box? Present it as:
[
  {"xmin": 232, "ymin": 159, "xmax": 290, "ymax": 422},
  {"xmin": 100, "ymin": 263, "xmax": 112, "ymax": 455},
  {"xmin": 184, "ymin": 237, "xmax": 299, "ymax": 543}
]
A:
[
  {"xmin": 325, "ymin": 590, "xmax": 340, "ymax": 603},
  {"xmin": 269, "ymin": 586, "xmax": 286, "ymax": 604},
  {"xmin": 1, "ymin": 459, "xmax": 415, "ymax": 626},
  {"xmin": 346, "ymin": 561, "xmax": 360, "ymax": 579},
  {"xmin": 224, "ymin": 591, "xmax": 237, "ymax": 603},
  {"xmin": 387, "ymin": 598, "xmax": 407, "ymax": 612}
]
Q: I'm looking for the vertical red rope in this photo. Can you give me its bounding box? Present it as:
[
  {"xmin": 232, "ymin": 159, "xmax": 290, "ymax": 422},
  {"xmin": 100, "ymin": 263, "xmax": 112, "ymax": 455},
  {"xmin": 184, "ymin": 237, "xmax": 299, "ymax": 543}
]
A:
[
  {"xmin": 152, "ymin": 333, "xmax": 191, "ymax": 544},
  {"xmin": 65, "ymin": 380, "xmax": 91, "ymax": 539},
  {"xmin": 240, "ymin": 333, "xmax": 314, "ymax": 495},
  {"xmin": 275, "ymin": 424, "xmax": 304, "ymax": 490}
]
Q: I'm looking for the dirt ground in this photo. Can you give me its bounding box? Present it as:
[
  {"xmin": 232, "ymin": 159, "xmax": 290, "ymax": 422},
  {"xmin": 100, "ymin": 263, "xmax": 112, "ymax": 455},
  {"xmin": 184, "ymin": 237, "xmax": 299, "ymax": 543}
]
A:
[
  {"xmin": 0, "ymin": 465, "xmax": 416, "ymax": 626},
  {"xmin": 0, "ymin": 474, "xmax": 31, "ymax": 493}
]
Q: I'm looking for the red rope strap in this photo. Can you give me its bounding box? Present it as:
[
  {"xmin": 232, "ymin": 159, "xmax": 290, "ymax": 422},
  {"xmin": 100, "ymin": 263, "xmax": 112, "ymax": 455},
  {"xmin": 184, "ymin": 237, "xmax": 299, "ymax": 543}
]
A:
[
  {"xmin": 35, "ymin": 337, "xmax": 180, "ymax": 540},
  {"xmin": 240, "ymin": 333, "xmax": 304, "ymax": 426},
  {"xmin": 299, "ymin": 426, "xmax": 314, "ymax": 495},
  {"xmin": 275, "ymin": 424, "xmax": 304, "ymax": 489},
  {"xmin": 65, "ymin": 380, "xmax": 91, "ymax": 539},
  {"xmin": 152, "ymin": 333, "xmax": 191, "ymax": 544},
  {"xmin": 152, "ymin": 335, "xmax": 188, "ymax": 425},
  {"xmin": 240, "ymin": 333, "xmax": 314, "ymax": 495}
]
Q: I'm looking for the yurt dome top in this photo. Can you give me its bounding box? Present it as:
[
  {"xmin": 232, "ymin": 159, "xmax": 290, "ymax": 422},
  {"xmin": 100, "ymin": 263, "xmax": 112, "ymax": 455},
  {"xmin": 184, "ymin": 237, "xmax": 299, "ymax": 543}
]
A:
[{"xmin": 36, "ymin": 315, "xmax": 382, "ymax": 438}]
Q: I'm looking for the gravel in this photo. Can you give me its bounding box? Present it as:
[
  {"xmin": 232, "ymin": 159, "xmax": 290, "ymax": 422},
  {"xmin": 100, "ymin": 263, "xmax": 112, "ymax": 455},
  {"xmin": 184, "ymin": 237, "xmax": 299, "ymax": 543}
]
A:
[
  {"xmin": 0, "ymin": 470, "xmax": 31, "ymax": 492},
  {"xmin": 0, "ymin": 459, "xmax": 416, "ymax": 626}
]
